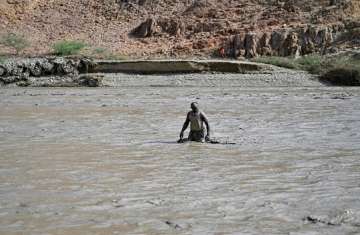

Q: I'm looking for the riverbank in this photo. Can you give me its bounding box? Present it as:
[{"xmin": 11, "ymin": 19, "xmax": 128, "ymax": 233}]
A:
[
  {"xmin": 0, "ymin": 57, "xmax": 320, "ymax": 87},
  {"xmin": 1, "ymin": 55, "xmax": 359, "ymax": 87}
]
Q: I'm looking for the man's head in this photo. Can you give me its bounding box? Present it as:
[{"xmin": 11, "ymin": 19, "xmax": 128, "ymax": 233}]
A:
[{"xmin": 191, "ymin": 102, "xmax": 199, "ymax": 112}]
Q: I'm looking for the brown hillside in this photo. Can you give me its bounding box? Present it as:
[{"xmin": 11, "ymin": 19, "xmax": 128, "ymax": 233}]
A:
[{"xmin": 0, "ymin": 0, "xmax": 359, "ymax": 58}]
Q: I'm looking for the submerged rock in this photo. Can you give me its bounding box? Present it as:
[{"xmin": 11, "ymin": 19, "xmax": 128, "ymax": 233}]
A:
[{"xmin": 304, "ymin": 210, "xmax": 356, "ymax": 226}]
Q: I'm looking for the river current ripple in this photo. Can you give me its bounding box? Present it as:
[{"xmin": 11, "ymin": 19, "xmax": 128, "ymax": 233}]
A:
[{"xmin": 0, "ymin": 86, "xmax": 360, "ymax": 235}]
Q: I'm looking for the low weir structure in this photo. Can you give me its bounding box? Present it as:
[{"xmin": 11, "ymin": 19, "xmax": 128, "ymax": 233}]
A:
[{"xmin": 91, "ymin": 60, "xmax": 273, "ymax": 74}]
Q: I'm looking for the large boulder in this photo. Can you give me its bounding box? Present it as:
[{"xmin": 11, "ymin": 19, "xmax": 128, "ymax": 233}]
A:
[
  {"xmin": 299, "ymin": 25, "xmax": 334, "ymax": 54},
  {"xmin": 281, "ymin": 31, "xmax": 301, "ymax": 57},
  {"xmin": 130, "ymin": 17, "xmax": 185, "ymax": 37},
  {"xmin": 258, "ymin": 32, "xmax": 272, "ymax": 56},
  {"xmin": 232, "ymin": 34, "xmax": 245, "ymax": 58},
  {"xmin": 78, "ymin": 74, "xmax": 103, "ymax": 87},
  {"xmin": 130, "ymin": 18, "xmax": 158, "ymax": 37},
  {"xmin": 270, "ymin": 30, "xmax": 288, "ymax": 55},
  {"xmin": 28, "ymin": 61, "xmax": 42, "ymax": 77},
  {"xmin": 244, "ymin": 32, "xmax": 258, "ymax": 58}
]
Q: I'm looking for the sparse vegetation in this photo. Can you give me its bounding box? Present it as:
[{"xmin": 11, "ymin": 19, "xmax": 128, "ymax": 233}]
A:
[
  {"xmin": 253, "ymin": 53, "xmax": 360, "ymax": 85},
  {"xmin": 93, "ymin": 47, "xmax": 107, "ymax": 55},
  {"xmin": 104, "ymin": 53, "xmax": 129, "ymax": 60},
  {"xmin": 252, "ymin": 56, "xmax": 299, "ymax": 69},
  {"xmin": 254, "ymin": 54, "xmax": 326, "ymax": 73},
  {"xmin": 296, "ymin": 54, "xmax": 323, "ymax": 74},
  {"xmin": 0, "ymin": 33, "xmax": 29, "ymax": 55},
  {"xmin": 82, "ymin": 47, "xmax": 128, "ymax": 60},
  {"xmin": 52, "ymin": 40, "xmax": 86, "ymax": 56}
]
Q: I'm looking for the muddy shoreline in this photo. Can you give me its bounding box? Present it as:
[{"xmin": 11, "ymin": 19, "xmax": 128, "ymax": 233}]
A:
[{"xmin": 0, "ymin": 57, "xmax": 323, "ymax": 88}]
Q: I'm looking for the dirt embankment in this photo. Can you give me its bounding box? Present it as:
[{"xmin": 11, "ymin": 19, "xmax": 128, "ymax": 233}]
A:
[{"xmin": 0, "ymin": 0, "xmax": 359, "ymax": 58}]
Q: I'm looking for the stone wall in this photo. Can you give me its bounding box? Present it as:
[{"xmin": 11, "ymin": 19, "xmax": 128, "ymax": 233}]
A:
[{"xmin": 0, "ymin": 57, "xmax": 99, "ymax": 87}]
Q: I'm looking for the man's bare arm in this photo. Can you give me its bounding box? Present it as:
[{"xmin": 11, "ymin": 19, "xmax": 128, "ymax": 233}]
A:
[
  {"xmin": 201, "ymin": 112, "xmax": 210, "ymax": 139},
  {"xmin": 179, "ymin": 113, "xmax": 190, "ymax": 139}
]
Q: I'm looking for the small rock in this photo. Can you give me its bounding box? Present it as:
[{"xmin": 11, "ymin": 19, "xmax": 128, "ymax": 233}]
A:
[
  {"xmin": 0, "ymin": 65, "xmax": 7, "ymax": 76},
  {"xmin": 165, "ymin": 220, "xmax": 182, "ymax": 230},
  {"xmin": 78, "ymin": 74, "xmax": 104, "ymax": 87},
  {"xmin": 29, "ymin": 62, "xmax": 42, "ymax": 77}
]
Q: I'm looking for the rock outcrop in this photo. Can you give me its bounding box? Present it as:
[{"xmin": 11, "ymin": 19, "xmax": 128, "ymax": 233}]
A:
[
  {"xmin": 130, "ymin": 17, "xmax": 186, "ymax": 38},
  {"xmin": 0, "ymin": 57, "xmax": 98, "ymax": 87},
  {"xmin": 1, "ymin": 0, "xmax": 359, "ymax": 58},
  {"xmin": 225, "ymin": 24, "xmax": 345, "ymax": 58},
  {"xmin": 130, "ymin": 18, "xmax": 157, "ymax": 38}
]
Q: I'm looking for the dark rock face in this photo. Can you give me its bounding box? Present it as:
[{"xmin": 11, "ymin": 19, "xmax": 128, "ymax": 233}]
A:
[
  {"xmin": 130, "ymin": 18, "xmax": 157, "ymax": 37},
  {"xmin": 258, "ymin": 32, "xmax": 272, "ymax": 56},
  {"xmin": 0, "ymin": 57, "xmax": 97, "ymax": 87},
  {"xmin": 281, "ymin": 31, "xmax": 301, "ymax": 57},
  {"xmin": 232, "ymin": 34, "xmax": 245, "ymax": 58},
  {"xmin": 131, "ymin": 17, "xmax": 185, "ymax": 37},
  {"xmin": 226, "ymin": 24, "xmax": 344, "ymax": 58},
  {"xmin": 244, "ymin": 33, "xmax": 258, "ymax": 58}
]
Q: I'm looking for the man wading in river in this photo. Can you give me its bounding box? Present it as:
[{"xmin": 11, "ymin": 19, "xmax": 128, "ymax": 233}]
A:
[{"xmin": 179, "ymin": 102, "xmax": 210, "ymax": 143}]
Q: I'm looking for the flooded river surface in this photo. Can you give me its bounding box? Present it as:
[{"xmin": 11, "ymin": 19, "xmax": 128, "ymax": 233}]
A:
[{"xmin": 1, "ymin": 81, "xmax": 360, "ymax": 234}]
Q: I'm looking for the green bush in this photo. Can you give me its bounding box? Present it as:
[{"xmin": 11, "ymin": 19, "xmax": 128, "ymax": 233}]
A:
[
  {"xmin": 296, "ymin": 54, "xmax": 324, "ymax": 74},
  {"xmin": 89, "ymin": 47, "xmax": 128, "ymax": 60},
  {"xmin": 52, "ymin": 40, "xmax": 86, "ymax": 56},
  {"xmin": 0, "ymin": 33, "xmax": 29, "ymax": 55}
]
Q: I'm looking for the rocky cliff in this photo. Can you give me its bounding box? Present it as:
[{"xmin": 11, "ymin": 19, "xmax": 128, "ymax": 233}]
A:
[{"xmin": 0, "ymin": 0, "xmax": 359, "ymax": 58}]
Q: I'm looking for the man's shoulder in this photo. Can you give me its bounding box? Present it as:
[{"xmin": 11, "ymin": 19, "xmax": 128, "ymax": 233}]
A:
[{"xmin": 200, "ymin": 110, "xmax": 207, "ymax": 116}]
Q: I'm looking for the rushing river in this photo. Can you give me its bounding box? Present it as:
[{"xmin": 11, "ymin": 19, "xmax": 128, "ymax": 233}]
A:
[{"xmin": 1, "ymin": 79, "xmax": 360, "ymax": 234}]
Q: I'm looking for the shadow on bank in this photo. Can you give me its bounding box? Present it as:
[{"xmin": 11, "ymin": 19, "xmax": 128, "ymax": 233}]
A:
[{"xmin": 319, "ymin": 68, "xmax": 360, "ymax": 86}]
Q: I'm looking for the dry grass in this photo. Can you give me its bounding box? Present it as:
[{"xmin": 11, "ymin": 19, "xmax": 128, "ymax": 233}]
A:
[{"xmin": 253, "ymin": 53, "xmax": 360, "ymax": 85}]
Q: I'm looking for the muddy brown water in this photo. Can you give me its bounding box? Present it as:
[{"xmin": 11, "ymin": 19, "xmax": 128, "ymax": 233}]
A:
[{"xmin": 1, "ymin": 79, "xmax": 360, "ymax": 234}]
